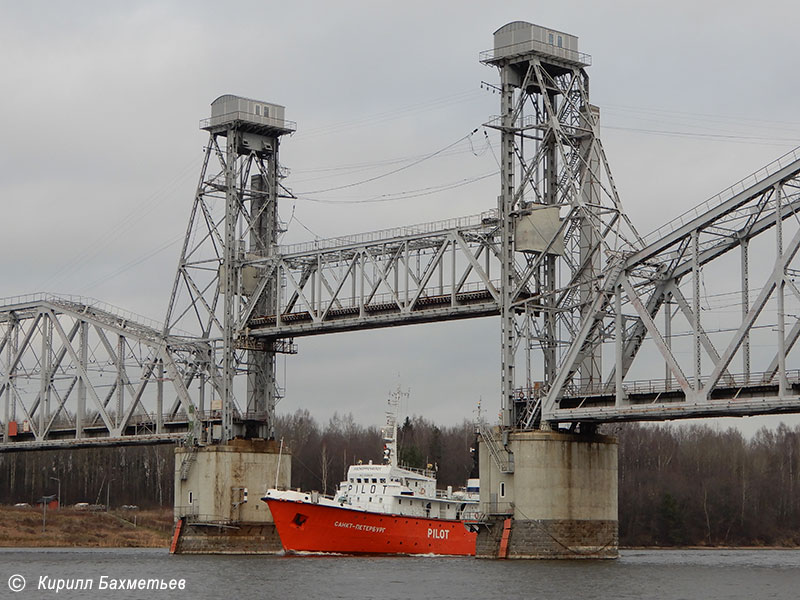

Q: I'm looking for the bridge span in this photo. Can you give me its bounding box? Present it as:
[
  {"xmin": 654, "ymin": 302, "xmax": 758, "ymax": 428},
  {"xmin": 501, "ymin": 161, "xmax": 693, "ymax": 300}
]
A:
[{"xmin": 3, "ymin": 22, "xmax": 800, "ymax": 455}]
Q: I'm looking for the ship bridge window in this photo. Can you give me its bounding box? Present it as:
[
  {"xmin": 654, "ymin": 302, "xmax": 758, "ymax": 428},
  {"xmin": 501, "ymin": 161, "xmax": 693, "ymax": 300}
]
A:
[
  {"xmin": 357, "ymin": 478, "xmax": 362, "ymax": 483},
  {"xmin": 557, "ymin": 35, "xmax": 563, "ymax": 48},
  {"xmin": 255, "ymin": 105, "xmax": 260, "ymax": 116},
  {"xmin": 548, "ymin": 33, "xmax": 554, "ymax": 44},
  {"xmin": 371, "ymin": 478, "xmax": 377, "ymax": 483},
  {"xmin": 380, "ymin": 478, "xmax": 386, "ymax": 483}
]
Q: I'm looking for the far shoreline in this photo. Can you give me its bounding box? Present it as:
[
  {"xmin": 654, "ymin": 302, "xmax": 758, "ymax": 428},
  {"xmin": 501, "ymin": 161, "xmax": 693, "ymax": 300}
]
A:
[{"xmin": 0, "ymin": 505, "xmax": 171, "ymax": 549}]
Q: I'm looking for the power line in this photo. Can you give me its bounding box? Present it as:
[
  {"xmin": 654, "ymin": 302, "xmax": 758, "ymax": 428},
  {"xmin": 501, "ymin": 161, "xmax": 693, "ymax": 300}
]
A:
[
  {"xmin": 41, "ymin": 155, "xmax": 200, "ymax": 290},
  {"xmin": 601, "ymin": 124, "xmax": 800, "ymax": 145},
  {"xmin": 296, "ymin": 170, "xmax": 497, "ymax": 205},
  {"xmin": 296, "ymin": 129, "xmax": 479, "ymax": 196}
]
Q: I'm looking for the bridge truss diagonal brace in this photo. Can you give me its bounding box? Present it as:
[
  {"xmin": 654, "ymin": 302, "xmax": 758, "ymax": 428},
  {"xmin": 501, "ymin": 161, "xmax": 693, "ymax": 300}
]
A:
[
  {"xmin": 620, "ymin": 277, "xmax": 696, "ymax": 400},
  {"xmin": 664, "ymin": 281, "xmax": 734, "ymax": 385},
  {"xmin": 538, "ymin": 259, "xmax": 625, "ymax": 424},
  {"xmin": 48, "ymin": 309, "xmax": 118, "ymax": 436},
  {"xmin": 705, "ymin": 216, "xmax": 800, "ymax": 394},
  {"xmin": 158, "ymin": 345, "xmax": 203, "ymax": 441}
]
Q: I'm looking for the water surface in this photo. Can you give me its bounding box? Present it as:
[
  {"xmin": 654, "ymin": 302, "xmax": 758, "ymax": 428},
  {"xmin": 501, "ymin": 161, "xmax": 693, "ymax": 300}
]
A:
[{"xmin": 1, "ymin": 548, "xmax": 797, "ymax": 599}]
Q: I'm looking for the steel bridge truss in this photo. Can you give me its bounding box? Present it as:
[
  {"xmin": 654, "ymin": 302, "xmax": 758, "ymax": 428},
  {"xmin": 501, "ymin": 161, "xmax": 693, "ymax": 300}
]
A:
[
  {"xmin": 242, "ymin": 212, "xmax": 506, "ymax": 340},
  {"xmin": 0, "ymin": 294, "xmax": 217, "ymax": 449},
  {"xmin": 6, "ymin": 33, "xmax": 800, "ymax": 452},
  {"xmin": 539, "ymin": 147, "xmax": 800, "ymax": 426}
]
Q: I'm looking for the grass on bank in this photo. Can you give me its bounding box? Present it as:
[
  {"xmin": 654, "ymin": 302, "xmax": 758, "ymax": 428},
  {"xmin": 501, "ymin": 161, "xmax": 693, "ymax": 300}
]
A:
[{"xmin": 0, "ymin": 505, "xmax": 173, "ymax": 548}]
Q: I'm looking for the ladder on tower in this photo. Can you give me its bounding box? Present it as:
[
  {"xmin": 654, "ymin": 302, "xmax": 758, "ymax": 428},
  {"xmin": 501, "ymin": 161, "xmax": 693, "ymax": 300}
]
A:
[
  {"xmin": 518, "ymin": 396, "xmax": 541, "ymax": 429},
  {"xmin": 179, "ymin": 447, "xmax": 198, "ymax": 481},
  {"xmin": 477, "ymin": 421, "xmax": 514, "ymax": 474}
]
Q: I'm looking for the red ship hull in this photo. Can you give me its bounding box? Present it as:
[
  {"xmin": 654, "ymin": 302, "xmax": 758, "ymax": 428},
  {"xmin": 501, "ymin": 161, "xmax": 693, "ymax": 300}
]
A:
[{"xmin": 266, "ymin": 498, "xmax": 477, "ymax": 556}]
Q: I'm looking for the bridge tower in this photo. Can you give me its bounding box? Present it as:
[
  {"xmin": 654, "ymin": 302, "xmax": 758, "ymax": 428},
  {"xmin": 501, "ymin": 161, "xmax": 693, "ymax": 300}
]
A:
[
  {"xmin": 477, "ymin": 22, "xmax": 626, "ymax": 558},
  {"xmin": 168, "ymin": 97, "xmax": 295, "ymax": 552},
  {"xmin": 164, "ymin": 95, "xmax": 296, "ymax": 443},
  {"xmin": 481, "ymin": 22, "xmax": 640, "ymax": 430}
]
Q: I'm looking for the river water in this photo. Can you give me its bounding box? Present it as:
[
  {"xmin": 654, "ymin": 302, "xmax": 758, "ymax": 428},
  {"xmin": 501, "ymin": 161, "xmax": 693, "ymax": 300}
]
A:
[{"xmin": 0, "ymin": 548, "xmax": 797, "ymax": 599}]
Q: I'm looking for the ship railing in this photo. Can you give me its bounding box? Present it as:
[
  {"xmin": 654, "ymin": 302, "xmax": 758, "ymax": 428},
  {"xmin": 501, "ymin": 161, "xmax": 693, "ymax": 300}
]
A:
[
  {"xmin": 435, "ymin": 488, "xmax": 478, "ymax": 501},
  {"xmin": 309, "ymin": 490, "xmax": 340, "ymax": 504},
  {"xmin": 459, "ymin": 508, "xmax": 484, "ymax": 521},
  {"xmin": 397, "ymin": 464, "xmax": 437, "ymax": 478},
  {"xmin": 436, "ymin": 489, "xmax": 468, "ymax": 500}
]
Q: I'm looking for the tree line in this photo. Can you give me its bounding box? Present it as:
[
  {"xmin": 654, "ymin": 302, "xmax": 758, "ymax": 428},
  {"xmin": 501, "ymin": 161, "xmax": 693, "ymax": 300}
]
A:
[
  {"xmin": 0, "ymin": 444, "xmax": 173, "ymax": 509},
  {"xmin": 617, "ymin": 422, "xmax": 800, "ymax": 547},
  {"xmin": 2, "ymin": 413, "xmax": 800, "ymax": 547},
  {"xmin": 274, "ymin": 410, "xmax": 478, "ymax": 495}
]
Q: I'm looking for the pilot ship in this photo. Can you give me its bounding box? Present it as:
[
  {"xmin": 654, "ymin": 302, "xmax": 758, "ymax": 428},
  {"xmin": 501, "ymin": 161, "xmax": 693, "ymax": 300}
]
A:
[{"xmin": 262, "ymin": 396, "xmax": 479, "ymax": 556}]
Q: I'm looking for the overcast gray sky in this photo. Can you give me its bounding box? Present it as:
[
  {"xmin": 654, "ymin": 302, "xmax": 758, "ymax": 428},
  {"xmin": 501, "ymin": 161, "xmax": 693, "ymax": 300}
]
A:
[{"xmin": 3, "ymin": 0, "xmax": 800, "ymax": 432}]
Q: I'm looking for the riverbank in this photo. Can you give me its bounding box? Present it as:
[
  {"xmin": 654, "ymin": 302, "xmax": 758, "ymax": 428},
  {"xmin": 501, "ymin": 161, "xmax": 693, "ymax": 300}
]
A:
[{"xmin": 0, "ymin": 505, "xmax": 172, "ymax": 548}]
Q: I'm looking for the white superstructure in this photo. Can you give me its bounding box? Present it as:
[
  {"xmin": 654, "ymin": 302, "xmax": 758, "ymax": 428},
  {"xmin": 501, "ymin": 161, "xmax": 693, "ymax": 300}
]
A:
[{"xmin": 265, "ymin": 391, "xmax": 478, "ymax": 520}]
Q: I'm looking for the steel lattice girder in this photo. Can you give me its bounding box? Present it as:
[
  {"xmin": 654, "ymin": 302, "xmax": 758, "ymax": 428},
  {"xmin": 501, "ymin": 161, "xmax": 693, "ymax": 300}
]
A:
[
  {"xmin": 539, "ymin": 148, "xmax": 800, "ymax": 425},
  {"xmin": 0, "ymin": 295, "xmax": 212, "ymax": 449},
  {"xmin": 242, "ymin": 216, "xmax": 509, "ymax": 338}
]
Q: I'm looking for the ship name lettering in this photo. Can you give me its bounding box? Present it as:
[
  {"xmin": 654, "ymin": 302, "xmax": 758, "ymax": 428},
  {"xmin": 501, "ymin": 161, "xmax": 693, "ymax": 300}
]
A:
[
  {"xmin": 334, "ymin": 521, "xmax": 386, "ymax": 534},
  {"xmin": 427, "ymin": 528, "xmax": 449, "ymax": 539}
]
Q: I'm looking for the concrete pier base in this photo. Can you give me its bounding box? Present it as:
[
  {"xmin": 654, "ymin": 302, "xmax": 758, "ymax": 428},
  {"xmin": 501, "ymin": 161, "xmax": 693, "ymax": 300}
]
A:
[
  {"xmin": 172, "ymin": 438, "xmax": 290, "ymax": 554},
  {"xmin": 477, "ymin": 430, "xmax": 618, "ymax": 559},
  {"xmin": 173, "ymin": 521, "xmax": 284, "ymax": 554}
]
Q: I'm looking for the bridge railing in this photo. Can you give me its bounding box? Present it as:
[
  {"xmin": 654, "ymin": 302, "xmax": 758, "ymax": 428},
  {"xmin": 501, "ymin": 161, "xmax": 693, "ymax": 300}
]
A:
[
  {"xmin": 21, "ymin": 410, "xmax": 272, "ymax": 434},
  {"xmin": 479, "ymin": 38, "xmax": 592, "ymax": 66},
  {"xmin": 640, "ymin": 145, "xmax": 800, "ymax": 247},
  {"xmin": 561, "ymin": 369, "xmax": 800, "ymax": 398},
  {"xmin": 0, "ymin": 292, "xmax": 166, "ymax": 332},
  {"xmin": 479, "ymin": 501, "xmax": 515, "ymax": 517},
  {"xmin": 278, "ymin": 210, "xmax": 499, "ymax": 256}
]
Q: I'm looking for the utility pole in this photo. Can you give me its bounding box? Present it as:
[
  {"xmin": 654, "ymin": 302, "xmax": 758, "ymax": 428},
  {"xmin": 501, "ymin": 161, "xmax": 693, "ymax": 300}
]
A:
[
  {"xmin": 106, "ymin": 479, "xmax": 114, "ymax": 513},
  {"xmin": 50, "ymin": 476, "xmax": 60, "ymax": 510},
  {"xmin": 40, "ymin": 494, "xmax": 55, "ymax": 533}
]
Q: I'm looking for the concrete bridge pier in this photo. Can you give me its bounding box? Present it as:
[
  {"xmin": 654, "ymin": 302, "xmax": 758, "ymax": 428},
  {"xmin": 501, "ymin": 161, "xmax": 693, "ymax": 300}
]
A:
[
  {"xmin": 477, "ymin": 430, "xmax": 618, "ymax": 559},
  {"xmin": 172, "ymin": 438, "xmax": 290, "ymax": 554}
]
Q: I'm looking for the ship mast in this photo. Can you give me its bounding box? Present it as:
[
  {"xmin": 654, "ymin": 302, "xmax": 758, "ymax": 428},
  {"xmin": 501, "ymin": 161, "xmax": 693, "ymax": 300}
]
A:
[{"xmin": 382, "ymin": 387, "xmax": 407, "ymax": 468}]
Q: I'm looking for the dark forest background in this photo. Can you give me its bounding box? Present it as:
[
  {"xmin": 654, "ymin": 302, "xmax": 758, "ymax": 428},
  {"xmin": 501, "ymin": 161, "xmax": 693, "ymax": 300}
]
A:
[{"xmin": 2, "ymin": 413, "xmax": 800, "ymax": 546}]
